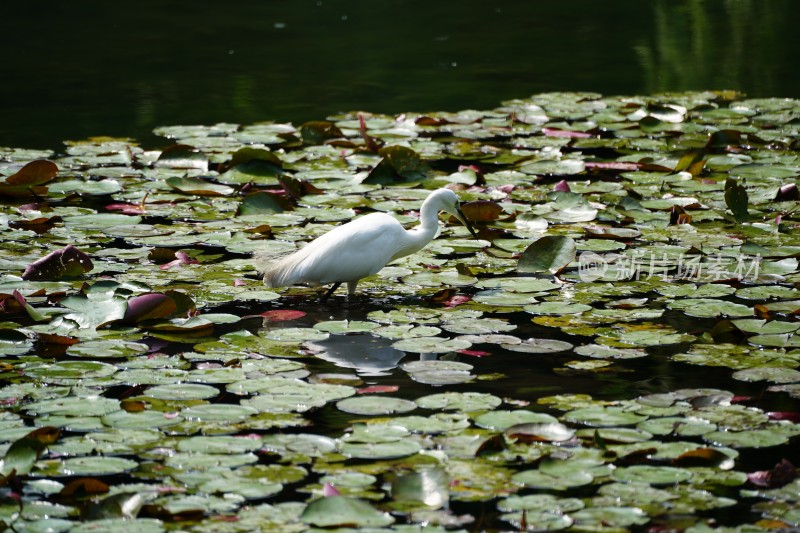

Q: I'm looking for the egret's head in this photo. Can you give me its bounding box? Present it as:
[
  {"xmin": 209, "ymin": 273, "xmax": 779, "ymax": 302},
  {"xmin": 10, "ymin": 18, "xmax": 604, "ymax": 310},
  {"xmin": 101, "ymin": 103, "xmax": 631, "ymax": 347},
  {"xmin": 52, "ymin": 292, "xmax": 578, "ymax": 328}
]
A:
[{"xmin": 436, "ymin": 188, "xmax": 478, "ymax": 239}]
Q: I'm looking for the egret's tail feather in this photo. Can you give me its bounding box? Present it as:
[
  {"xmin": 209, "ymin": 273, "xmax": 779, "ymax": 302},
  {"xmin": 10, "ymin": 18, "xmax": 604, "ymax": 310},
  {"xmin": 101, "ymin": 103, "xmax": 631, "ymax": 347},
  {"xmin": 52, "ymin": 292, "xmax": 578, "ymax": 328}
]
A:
[
  {"xmin": 253, "ymin": 243, "xmax": 315, "ymax": 288},
  {"xmin": 253, "ymin": 248, "xmax": 295, "ymax": 288}
]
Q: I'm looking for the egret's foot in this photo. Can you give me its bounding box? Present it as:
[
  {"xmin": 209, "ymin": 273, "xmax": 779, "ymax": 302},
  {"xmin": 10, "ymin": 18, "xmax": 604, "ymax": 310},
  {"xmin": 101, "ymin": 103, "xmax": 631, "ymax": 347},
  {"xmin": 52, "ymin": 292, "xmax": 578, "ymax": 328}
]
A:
[{"xmin": 319, "ymin": 282, "xmax": 342, "ymax": 302}]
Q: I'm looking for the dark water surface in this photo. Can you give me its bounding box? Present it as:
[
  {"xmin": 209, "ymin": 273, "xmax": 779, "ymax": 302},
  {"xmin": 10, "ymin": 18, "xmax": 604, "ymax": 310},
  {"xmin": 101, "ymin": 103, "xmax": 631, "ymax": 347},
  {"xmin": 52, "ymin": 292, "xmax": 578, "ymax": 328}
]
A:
[{"xmin": 2, "ymin": 0, "xmax": 798, "ymax": 150}]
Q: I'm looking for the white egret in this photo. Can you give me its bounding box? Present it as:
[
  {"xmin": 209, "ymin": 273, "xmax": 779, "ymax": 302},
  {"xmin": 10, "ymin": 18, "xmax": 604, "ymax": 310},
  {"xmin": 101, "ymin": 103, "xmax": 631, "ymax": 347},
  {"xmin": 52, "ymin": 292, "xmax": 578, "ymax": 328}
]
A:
[{"xmin": 256, "ymin": 188, "xmax": 478, "ymax": 299}]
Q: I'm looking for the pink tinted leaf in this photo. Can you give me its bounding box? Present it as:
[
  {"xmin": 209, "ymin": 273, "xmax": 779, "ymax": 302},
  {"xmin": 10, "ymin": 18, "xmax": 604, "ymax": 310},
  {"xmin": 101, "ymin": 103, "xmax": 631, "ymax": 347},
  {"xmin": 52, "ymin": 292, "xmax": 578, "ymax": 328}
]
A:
[
  {"xmin": 12, "ymin": 290, "xmax": 47, "ymax": 322},
  {"xmin": 457, "ymin": 349, "xmax": 491, "ymax": 357},
  {"xmin": 260, "ymin": 310, "xmax": 306, "ymax": 322},
  {"xmin": 123, "ymin": 293, "xmax": 177, "ymax": 324},
  {"xmin": 542, "ymin": 127, "xmax": 592, "ymax": 138},
  {"xmin": 553, "ymin": 179, "xmax": 571, "ymax": 192},
  {"xmin": 357, "ymin": 385, "xmax": 400, "ymax": 394},
  {"xmin": 444, "ymin": 295, "xmax": 471, "ymax": 308},
  {"xmin": 584, "ymin": 161, "xmax": 642, "ymax": 171},
  {"xmin": 159, "ymin": 260, "xmax": 182, "ymax": 271},
  {"xmin": 768, "ymin": 411, "xmax": 800, "ymax": 423},
  {"xmin": 159, "ymin": 251, "xmax": 199, "ymax": 270},
  {"xmin": 106, "ymin": 202, "xmax": 146, "ymax": 214},
  {"xmin": 747, "ymin": 459, "xmax": 797, "ymax": 488},
  {"xmin": 322, "ymin": 483, "xmax": 341, "ymax": 497}
]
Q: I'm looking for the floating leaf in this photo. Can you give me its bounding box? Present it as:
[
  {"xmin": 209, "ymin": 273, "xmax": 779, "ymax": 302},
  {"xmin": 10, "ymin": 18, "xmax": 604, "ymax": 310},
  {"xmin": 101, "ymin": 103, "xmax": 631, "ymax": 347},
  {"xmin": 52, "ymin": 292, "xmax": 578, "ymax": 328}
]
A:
[
  {"xmin": 166, "ymin": 176, "xmax": 234, "ymax": 196},
  {"xmin": 518, "ymin": 236, "xmax": 576, "ymax": 274},
  {"xmin": 237, "ymin": 191, "xmax": 289, "ymax": 215},
  {"xmin": 5, "ymin": 159, "xmax": 59, "ymax": 185},
  {"xmin": 156, "ymin": 143, "xmax": 208, "ymax": 170},
  {"xmin": 300, "ymin": 496, "xmax": 394, "ymax": 528},
  {"xmin": 392, "ymin": 336, "xmax": 471, "ymax": 354},
  {"xmin": 336, "ymin": 396, "xmax": 417, "ymax": 415},
  {"xmin": 391, "ymin": 468, "xmax": 449, "ymax": 508}
]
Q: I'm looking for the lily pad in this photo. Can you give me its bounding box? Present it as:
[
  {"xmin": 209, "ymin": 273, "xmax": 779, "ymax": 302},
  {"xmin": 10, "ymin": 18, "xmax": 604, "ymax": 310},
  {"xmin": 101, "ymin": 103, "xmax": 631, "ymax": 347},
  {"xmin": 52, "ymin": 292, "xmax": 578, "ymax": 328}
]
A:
[{"xmin": 300, "ymin": 495, "xmax": 394, "ymax": 527}]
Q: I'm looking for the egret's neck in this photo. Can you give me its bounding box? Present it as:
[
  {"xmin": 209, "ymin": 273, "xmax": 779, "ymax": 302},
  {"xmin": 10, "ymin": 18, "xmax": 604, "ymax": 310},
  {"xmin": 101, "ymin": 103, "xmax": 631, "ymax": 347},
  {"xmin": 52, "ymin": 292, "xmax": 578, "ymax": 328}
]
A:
[
  {"xmin": 391, "ymin": 201, "xmax": 442, "ymax": 260},
  {"xmin": 417, "ymin": 197, "xmax": 444, "ymax": 237}
]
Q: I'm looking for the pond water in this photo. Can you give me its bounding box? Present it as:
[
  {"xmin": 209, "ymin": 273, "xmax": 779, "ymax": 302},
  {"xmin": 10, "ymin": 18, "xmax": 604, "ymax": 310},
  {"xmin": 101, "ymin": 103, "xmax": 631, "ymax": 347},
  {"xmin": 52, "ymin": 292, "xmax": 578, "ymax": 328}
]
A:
[{"xmin": 2, "ymin": 0, "xmax": 798, "ymax": 150}]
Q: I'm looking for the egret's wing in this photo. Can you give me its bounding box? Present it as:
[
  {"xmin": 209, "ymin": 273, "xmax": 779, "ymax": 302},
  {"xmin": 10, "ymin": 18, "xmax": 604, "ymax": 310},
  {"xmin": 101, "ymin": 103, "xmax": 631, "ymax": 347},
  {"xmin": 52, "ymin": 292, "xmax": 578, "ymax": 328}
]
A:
[{"xmin": 291, "ymin": 213, "xmax": 405, "ymax": 285}]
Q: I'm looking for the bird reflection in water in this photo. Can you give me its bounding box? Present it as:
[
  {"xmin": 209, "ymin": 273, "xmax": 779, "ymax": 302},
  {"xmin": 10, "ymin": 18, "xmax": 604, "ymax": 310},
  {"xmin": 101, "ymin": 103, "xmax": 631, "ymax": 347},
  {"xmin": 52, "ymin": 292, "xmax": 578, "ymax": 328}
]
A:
[{"xmin": 305, "ymin": 334, "xmax": 408, "ymax": 376}]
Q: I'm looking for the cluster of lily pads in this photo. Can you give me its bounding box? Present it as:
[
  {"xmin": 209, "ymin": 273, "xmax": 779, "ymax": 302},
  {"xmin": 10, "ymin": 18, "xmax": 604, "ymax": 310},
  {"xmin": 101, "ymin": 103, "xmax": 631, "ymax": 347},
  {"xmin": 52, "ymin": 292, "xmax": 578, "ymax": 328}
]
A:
[{"xmin": 0, "ymin": 90, "xmax": 799, "ymax": 531}]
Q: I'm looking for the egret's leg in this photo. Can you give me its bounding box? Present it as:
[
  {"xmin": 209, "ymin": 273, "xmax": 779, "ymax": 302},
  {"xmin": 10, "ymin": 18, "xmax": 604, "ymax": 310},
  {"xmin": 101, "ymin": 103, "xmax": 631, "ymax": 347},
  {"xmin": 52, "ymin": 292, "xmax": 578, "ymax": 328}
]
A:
[
  {"xmin": 321, "ymin": 282, "xmax": 341, "ymax": 302},
  {"xmin": 346, "ymin": 280, "xmax": 358, "ymax": 296}
]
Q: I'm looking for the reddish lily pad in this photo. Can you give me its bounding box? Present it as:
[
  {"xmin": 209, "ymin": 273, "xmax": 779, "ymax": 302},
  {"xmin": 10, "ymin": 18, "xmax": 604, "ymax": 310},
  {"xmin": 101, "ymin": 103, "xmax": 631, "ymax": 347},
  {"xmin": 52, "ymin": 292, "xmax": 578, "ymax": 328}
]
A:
[{"xmin": 22, "ymin": 245, "xmax": 94, "ymax": 280}]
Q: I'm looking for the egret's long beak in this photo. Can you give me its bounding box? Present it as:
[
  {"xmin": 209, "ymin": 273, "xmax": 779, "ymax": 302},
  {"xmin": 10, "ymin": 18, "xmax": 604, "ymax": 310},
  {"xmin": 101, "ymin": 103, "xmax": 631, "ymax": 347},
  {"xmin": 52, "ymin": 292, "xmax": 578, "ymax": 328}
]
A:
[{"xmin": 454, "ymin": 206, "xmax": 479, "ymax": 239}]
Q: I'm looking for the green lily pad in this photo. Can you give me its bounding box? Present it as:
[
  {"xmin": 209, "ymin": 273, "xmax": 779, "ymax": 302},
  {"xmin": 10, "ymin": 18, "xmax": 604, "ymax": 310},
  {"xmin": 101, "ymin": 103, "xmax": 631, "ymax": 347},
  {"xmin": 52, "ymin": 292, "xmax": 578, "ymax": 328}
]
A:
[
  {"xmin": 401, "ymin": 360, "xmax": 475, "ymax": 385},
  {"xmin": 336, "ymin": 396, "xmax": 417, "ymax": 416},
  {"xmin": 415, "ymin": 392, "xmax": 502, "ymax": 412},
  {"xmin": 563, "ymin": 406, "xmax": 648, "ymax": 427},
  {"xmin": 392, "ymin": 336, "xmax": 472, "ymax": 353},
  {"xmin": 181, "ymin": 404, "xmax": 258, "ymax": 421},
  {"xmin": 731, "ymin": 367, "xmax": 800, "ymax": 384},
  {"xmin": 25, "ymin": 361, "xmax": 119, "ymax": 381},
  {"xmin": 703, "ymin": 429, "xmax": 791, "ymax": 448},
  {"xmin": 524, "ymin": 302, "xmax": 592, "ymax": 315},
  {"xmin": 613, "ymin": 464, "xmax": 693, "ymax": 485},
  {"xmin": 34, "ymin": 456, "xmax": 139, "ymax": 477},
  {"xmin": 301, "ymin": 495, "xmax": 394, "ymax": 527},
  {"xmin": 667, "ymin": 298, "xmax": 753, "ymax": 318},
  {"xmin": 340, "ymin": 439, "xmax": 422, "ymax": 460},
  {"xmin": 264, "ymin": 328, "xmax": 330, "ymax": 342},
  {"xmin": 314, "ymin": 320, "xmax": 381, "ymax": 334},
  {"xmin": 503, "ymin": 338, "xmax": 573, "ymax": 353},
  {"xmin": 144, "ymin": 383, "xmax": 220, "ymax": 401},
  {"xmin": 474, "ymin": 410, "xmax": 558, "ymax": 431},
  {"xmin": 518, "ymin": 236, "xmax": 577, "ymax": 274}
]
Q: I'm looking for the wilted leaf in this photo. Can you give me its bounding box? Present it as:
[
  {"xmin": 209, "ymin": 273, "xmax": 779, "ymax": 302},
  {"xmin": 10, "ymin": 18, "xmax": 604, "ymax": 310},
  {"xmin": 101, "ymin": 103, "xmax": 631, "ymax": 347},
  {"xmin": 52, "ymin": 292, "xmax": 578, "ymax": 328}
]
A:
[
  {"xmin": 461, "ymin": 200, "xmax": 503, "ymax": 221},
  {"xmin": 4, "ymin": 159, "xmax": 58, "ymax": 186},
  {"xmin": 58, "ymin": 477, "xmax": 110, "ymax": 499}
]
